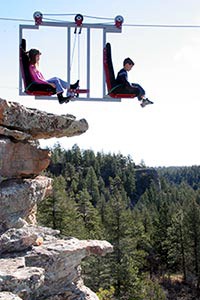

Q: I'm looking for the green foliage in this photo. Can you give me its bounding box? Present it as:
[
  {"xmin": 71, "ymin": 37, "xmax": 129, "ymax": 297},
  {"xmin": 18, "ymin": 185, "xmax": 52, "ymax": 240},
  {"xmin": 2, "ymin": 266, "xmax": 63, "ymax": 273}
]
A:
[
  {"xmin": 76, "ymin": 188, "xmax": 103, "ymax": 239},
  {"xmin": 37, "ymin": 175, "xmax": 67, "ymax": 230},
  {"xmin": 37, "ymin": 143, "xmax": 200, "ymax": 299},
  {"xmin": 97, "ymin": 286, "xmax": 115, "ymax": 300},
  {"xmin": 158, "ymin": 166, "xmax": 200, "ymax": 190},
  {"xmin": 140, "ymin": 278, "xmax": 167, "ymax": 300}
]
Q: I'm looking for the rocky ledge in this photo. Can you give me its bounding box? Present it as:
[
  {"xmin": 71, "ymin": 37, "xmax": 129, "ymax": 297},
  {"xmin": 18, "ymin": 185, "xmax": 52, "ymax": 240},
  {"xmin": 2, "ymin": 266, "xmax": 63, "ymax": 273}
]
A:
[
  {"xmin": 0, "ymin": 98, "xmax": 88, "ymax": 140},
  {"xmin": 0, "ymin": 98, "xmax": 88, "ymax": 180},
  {"xmin": 0, "ymin": 228, "xmax": 112, "ymax": 300},
  {"xmin": 0, "ymin": 99, "xmax": 112, "ymax": 300}
]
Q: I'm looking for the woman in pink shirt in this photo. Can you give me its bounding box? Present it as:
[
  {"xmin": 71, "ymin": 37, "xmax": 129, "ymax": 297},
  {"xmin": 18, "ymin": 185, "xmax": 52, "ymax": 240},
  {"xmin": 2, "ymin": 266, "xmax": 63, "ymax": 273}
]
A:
[{"xmin": 28, "ymin": 49, "xmax": 79, "ymax": 104}]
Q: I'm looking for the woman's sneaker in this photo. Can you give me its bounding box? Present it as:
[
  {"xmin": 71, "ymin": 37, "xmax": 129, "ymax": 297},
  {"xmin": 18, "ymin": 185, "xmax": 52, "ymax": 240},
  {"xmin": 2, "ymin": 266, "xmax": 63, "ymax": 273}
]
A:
[
  {"xmin": 140, "ymin": 98, "xmax": 154, "ymax": 108},
  {"xmin": 58, "ymin": 93, "xmax": 72, "ymax": 104},
  {"xmin": 70, "ymin": 80, "xmax": 79, "ymax": 90}
]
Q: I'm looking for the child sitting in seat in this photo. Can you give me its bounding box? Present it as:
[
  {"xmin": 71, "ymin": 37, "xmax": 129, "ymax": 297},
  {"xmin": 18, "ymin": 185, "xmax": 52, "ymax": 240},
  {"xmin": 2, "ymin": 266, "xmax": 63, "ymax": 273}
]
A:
[
  {"xmin": 27, "ymin": 48, "xmax": 79, "ymax": 104},
  {"xmin": 116, "ymin": 57, "xmax": 153, "ymax": 107}
]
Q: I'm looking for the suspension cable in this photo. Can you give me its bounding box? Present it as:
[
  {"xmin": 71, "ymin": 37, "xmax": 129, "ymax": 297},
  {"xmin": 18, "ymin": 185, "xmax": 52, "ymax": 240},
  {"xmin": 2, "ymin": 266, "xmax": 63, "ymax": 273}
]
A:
[
  {"xmin": 1, "ymin": 15, "xmax": 200, "ymax": 29},
  {"xmin": 78, "ymin": 33, "xmax": 80, "ymax": 80},
  {"xmin": 0, "ymin": 17, "xmax": 33, "ymax": 22},
  {"xmin": 124, "ymin": 23, "xmax": 200, "ymax": 28}
]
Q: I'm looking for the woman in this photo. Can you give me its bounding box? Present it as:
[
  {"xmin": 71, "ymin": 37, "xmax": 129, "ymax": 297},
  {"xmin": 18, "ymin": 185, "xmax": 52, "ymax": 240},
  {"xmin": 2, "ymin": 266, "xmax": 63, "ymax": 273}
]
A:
[{"xmin": 27, "ymin": 48, "xmax": 79, "ymax": 104}]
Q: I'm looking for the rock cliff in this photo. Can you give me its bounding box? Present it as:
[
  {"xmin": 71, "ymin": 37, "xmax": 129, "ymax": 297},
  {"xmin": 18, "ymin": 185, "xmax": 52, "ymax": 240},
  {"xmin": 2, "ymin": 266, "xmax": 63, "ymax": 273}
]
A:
[
  {"xmin": 0, "ymin": 99, "xmax": 113, "ymax": 300},
  {"xmin": 133, "ymin": 167, "xmax": 161, "ymax": 203}
]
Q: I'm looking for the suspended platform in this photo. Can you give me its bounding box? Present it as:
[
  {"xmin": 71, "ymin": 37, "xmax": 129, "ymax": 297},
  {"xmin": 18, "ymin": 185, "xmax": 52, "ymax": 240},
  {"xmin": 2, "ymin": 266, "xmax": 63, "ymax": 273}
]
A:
[{"xmin": 19, "ymin": 12, "xmax": 125, "ymax": 102}]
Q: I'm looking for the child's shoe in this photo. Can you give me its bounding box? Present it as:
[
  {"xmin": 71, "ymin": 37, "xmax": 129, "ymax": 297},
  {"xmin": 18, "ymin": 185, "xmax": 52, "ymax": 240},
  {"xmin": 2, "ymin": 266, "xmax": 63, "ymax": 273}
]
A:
[{"xmin": 140, "ymin": 98, "xmax": 154, "ymax": 108}]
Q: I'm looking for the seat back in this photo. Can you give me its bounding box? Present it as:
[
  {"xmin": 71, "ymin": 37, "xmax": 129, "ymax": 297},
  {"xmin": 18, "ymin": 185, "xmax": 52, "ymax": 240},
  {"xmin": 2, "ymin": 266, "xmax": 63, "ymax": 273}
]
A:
[
  {"xmin": 20, "ymin": 39, "xmax": 56, "ymax": 96},
  {"xmin": 103, "ymin": 43, "xmax": 136, "ymax": 98},
  {"xmin": 103, "ymin": 43, "xmax": 117, "ymax": 90},
  {"xmin": 20, "ymin": 39, "xmax": 33, "ymax": 87}
]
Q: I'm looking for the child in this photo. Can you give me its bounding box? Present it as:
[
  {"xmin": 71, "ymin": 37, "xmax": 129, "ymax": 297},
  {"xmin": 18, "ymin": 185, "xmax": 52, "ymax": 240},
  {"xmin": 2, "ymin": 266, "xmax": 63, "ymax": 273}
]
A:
[
  {"xmin": 116, "ymin": 57, "xmax": 153, "ymax": 107},
  {"xmin": 27, "ymin": 48, "xmax": 79, "ymax": 104}
]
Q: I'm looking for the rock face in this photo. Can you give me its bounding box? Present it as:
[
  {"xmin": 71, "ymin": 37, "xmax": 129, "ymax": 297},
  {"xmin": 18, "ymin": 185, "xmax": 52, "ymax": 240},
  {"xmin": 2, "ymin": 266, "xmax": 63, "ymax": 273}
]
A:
[
  {"xmin": 0, "ymin": 138, "xmax": 50, "ymax": 179},
  {"xmin": 0, "ymin": 99, "xmax": 88, "ymax": 139},
  {"xmin": 0, "ymin": 99, "xmax": 112, "ymax": 300},
  {"xmin": 0, "ymin": 176, "xmax": 52, "ymax": 233},
  {"xmin": 133, "ymin": 167, "xmax": 161, "ymax": 204},
  {"xmin": 0, "ymin": 98, "xmax": 88, "ymax": 180},
  {"xmin": 0, "ymin": 234, "xmax": 112, "ymax": 300}
]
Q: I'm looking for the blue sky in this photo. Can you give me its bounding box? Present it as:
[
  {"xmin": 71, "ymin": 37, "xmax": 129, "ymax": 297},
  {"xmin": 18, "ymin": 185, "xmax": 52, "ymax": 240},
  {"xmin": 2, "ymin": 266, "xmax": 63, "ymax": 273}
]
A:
[{"xmin": 0, "ymin": 0, "xmax": 200, "ymax": 167}]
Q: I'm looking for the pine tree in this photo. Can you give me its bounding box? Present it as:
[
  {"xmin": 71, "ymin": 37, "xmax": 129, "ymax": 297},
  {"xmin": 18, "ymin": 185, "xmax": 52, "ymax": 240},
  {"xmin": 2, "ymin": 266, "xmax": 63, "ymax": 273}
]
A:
[
  {"xmin": 82, "ymin": 149, "xmax": 100, "ymax": 175},
  {"xmin": 103, "ymin": 176, "xmax": 144, "ymax": 299},
  {"xmin": 84, "ymin": 166, "xmax": 100, "ymax": 206},
  {"xmin": 123, "ymin": 160, "xmax": 136, "ymax": 204},
  {"xmin": 63, "ymin": 162, "xmax": 79, "ymax": 195},
  {"xmin": 50, "ymin": 142, "xmax": 65, "ymax": 164},
  {"xmin": 166, "ymin": 207, "xmax": 187, "ymax": 281},
  {"xmin": 184, "ymin": 197, "xmax": 200, "ymax": 288},
  {"xmin": 37, "ymin": 175, "xmax": 67, "ymax": 230},
  {"xmin": 59, "ymin": 197, "xmax": 86, "ymax": 239},
  {"xmin": 76, "ymin": 188, "xmax": 103, "ymax": 239},
  {"xmin": 71, "ymin": 144, "xmax": 82, "ymax": 167},
  {"xmin": 37, "ymin": 175, "xmax": 85, "ymax": 238}
]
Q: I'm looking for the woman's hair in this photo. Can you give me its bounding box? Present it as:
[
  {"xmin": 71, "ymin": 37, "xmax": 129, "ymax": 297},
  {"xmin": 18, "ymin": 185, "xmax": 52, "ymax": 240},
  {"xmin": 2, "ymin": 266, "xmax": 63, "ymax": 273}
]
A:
[
  {"xmin": 123, "ymin": 57, "xmax": 134, "ymax": 66},
  {"xmin": 27, "ymin": 49, "xmax": 41, "ymax": 64}
]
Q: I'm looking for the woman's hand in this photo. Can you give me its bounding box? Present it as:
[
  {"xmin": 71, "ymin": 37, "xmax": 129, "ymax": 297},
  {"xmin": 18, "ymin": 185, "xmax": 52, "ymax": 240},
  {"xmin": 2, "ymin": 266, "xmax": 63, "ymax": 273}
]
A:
[{"xmin": 49, "ymin": 83, "xmax": 56, "ymax": 88}]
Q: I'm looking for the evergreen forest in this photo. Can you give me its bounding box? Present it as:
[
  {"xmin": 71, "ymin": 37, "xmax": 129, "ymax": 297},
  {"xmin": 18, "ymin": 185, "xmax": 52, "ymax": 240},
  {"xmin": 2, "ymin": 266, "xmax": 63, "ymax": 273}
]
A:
[{"xmin": 37, "ymin": 143, "xmax": 200, "ymax": 300}]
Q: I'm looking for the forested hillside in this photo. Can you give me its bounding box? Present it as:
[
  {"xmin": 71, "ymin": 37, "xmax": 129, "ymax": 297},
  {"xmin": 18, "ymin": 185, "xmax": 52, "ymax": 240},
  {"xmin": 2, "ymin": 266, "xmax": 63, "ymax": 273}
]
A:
[
  {"xmin": 157, "ymin": 166, "xmax": 200, "ymax": 190},
  {"xmin": 37, "ymin": 143, "xmax": 200, "ymax": 300}
]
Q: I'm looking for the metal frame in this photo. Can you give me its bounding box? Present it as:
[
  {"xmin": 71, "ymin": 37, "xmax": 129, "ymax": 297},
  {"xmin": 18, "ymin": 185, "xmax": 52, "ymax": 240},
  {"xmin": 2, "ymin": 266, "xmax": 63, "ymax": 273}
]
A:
[{"xmin": 19, "ymin": 15, "xmax": 123, "ymax": 102}]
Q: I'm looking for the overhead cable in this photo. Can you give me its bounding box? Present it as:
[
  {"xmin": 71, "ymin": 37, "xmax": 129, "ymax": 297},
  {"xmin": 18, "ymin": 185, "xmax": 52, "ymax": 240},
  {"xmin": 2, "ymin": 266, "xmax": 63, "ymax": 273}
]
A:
[{"xmin": 1, "ymin": 15, "xmax": 200, "ymax": 28}]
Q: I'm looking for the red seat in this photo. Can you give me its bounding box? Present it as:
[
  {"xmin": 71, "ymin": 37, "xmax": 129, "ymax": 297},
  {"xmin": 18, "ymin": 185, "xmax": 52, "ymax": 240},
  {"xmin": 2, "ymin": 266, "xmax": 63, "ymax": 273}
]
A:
[{"xmin": 103, "ymin": 43, "xmax": 136, "ymax": 99}]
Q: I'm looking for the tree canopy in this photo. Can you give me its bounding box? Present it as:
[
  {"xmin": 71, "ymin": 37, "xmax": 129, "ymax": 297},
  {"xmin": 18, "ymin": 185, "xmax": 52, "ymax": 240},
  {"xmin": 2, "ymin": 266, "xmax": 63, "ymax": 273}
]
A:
[{"xmin": 37, "ymin": 143, "xmax": 200, "ymax": 300}]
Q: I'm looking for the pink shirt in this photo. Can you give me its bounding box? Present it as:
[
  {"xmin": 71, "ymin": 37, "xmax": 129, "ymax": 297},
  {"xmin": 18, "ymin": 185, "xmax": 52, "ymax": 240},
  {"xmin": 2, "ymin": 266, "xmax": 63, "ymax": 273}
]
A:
[{"xmin": 29, "ymin": 64, "xmax": 48, "ymax": 84}]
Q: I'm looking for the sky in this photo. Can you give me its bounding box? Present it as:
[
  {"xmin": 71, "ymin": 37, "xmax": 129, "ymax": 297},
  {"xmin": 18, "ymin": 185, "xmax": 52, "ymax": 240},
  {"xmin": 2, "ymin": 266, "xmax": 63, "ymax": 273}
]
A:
[{"xmin": 0, "ymin": 0, "xmax": 200, "ymax": 167}]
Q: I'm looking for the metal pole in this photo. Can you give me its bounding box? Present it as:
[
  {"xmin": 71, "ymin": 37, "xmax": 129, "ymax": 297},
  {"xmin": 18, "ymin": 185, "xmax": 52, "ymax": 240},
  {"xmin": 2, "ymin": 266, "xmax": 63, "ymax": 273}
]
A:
[
  {"xmin": 103, "ymin": 29, "xmax": 106, "ymax": 97},
  {"xmin": 67, "ymin": 27, "xmax": 71, "ymax": 83},
  {"xmin": 19, "ymin": 25, "xmax": 23, "ymax": 95},
  {"xmin": 87, "ymin": 28, "xmax": 90, "ymax": 98}
]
